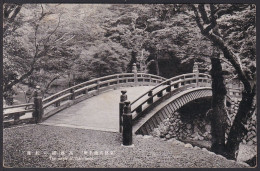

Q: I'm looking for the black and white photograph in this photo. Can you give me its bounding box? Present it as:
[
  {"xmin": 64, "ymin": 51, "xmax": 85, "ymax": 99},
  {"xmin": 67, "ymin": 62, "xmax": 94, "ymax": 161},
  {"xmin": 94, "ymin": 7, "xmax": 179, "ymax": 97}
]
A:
[{"xmin": 2, "ymin": 1, "xmax": 257, "ymax": 168}]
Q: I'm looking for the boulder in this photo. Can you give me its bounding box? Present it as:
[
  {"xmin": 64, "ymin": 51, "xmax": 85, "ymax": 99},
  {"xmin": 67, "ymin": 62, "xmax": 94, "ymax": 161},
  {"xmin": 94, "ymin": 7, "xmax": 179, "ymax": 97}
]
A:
[
  {"xmin": 205, "ymin": 124, "xmax": 211, "ymax": 132},
  {"xmin": 247, "ymin": 140, "xmax": 253, "ymax": 146},
  {"xmin": 184, "ymin": 143, "xmax": 193, "ymax": 148}
]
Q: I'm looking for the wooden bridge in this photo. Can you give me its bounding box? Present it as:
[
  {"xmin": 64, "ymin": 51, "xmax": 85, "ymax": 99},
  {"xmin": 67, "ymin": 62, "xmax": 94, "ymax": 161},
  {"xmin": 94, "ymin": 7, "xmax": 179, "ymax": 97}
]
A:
[{"xmin": 3, "ymin": 65, "xmax": 242, "ymax": 136}]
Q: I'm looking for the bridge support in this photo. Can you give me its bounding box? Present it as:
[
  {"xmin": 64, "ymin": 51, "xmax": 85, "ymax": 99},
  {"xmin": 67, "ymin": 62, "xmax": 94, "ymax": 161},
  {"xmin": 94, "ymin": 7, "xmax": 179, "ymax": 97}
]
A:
[
  {"xmin": 33, "ymin": 86, "xmax": 43, "ymax": 123},
  {"xmin": 119, "ymin": 90, "xmax": 127, "ymax": 133},
  {"xmin": 122, "ymin": 100, "xmax": 133, "ymax": 146}
]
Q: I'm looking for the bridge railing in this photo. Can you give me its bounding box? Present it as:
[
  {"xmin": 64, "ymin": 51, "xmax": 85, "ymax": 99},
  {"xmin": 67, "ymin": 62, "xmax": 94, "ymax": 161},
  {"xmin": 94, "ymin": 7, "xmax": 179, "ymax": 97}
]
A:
[
  {"xmin": 120, "ymin": 72, "xmax": 212, "ymax": 145},
  {"xmin": 3, "ymin": 72, "xmax": 166, "ymax": 127},
  {"xmin": 3, "ymin": 103, "xmax": 35, "ymax": 126},
  {"xmin": 129, "ymin": 72, "xmax": 211, "ymax": 120}
]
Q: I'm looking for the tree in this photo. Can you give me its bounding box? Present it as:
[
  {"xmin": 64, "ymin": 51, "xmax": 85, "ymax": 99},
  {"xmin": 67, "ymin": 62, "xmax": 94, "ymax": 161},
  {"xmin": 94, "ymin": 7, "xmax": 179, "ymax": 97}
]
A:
[
  {"xmin": 3, "ymin": 4, "xmax": 78, "ymax": 101},
  {"xmin": 190, "ymin": 4, "xmax": 256, "ymax": 159}
]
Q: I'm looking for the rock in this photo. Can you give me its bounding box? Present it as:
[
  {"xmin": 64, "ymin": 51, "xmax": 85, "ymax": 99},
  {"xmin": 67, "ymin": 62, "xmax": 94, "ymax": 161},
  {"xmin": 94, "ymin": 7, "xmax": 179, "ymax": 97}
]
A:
[
  {"xmin": 247, "ymin": 133, "xmax": 254, "ymax": 140},
  {"xmin": 207, "ymin": 151, "xmax": 215, "ymax": 155},
  {"xmin": 236, "ymin": 161, "xmax": 250, "ymax": 167},
  {"xmin": 198, "ymin": 136, "xmax": 204, "ymax": 140},
  {"xmin": 186, "ymin": 124, "xmax": 192, "ymax": 129},
  {"xmin": 242, "ymin": 139, "xmax": 247, "ymax": 144},
  {"xmin": 184, "ymin": 143, "xmax": 193, "ymax": 148},
  {"xmin": 193, "ymin": 136, "xmax": 199, "ymax": 140},
  {"xmin": 167, "ymin": 138, "xmax": 174, "ymax": 142},
  {"xmin": 172, "ymin": 140, "xmax": 185, "ymax": 146},
  {"xmin": 194, "ymin": 125, "xmax": 200, "ymax": 133},
  {"xmin": 165, "ymin": 134, "xmax": 171, "ymax": 139},
  {"xmin": 203, "ymin": 132, "xmax": 208, "ymax": 137},
  {"xmin": 186, "ymin": 129, "xmax": 191, "ymax": 134},
  {"xmin": 143, "ymin": 135, "xmax": 152, "ymax": 139},
  {"xmin": 194, "ymin": 146, "xmax": 200, "ymax": 150},
  {"xmin": 202, "ymin": 148, "xmax": 208, "ymax": 152},
  {"xmin": 205, "ymin": 124, "xmax": 211, "ymax": 132},
  {"xmin": 207, "ymin": 134, "xmax": 212, "ymax": 139},
  {"xmin": 247, "ymin": 140, "xmax": 253, "ymax": 146},
  {"xmin": 192, "ymin": 132, "xmax": 199, "ymax": 138},
  {"xmin": 171, "ymin": 138, "xmax": 177, "ymax": 142},
  {"xmin": 136, "ymin": 135, "xmax": 143, "ymax": 138},
  {"xmin": 216, "ymin": 154, "xmax": 226, "ymax": 159}
]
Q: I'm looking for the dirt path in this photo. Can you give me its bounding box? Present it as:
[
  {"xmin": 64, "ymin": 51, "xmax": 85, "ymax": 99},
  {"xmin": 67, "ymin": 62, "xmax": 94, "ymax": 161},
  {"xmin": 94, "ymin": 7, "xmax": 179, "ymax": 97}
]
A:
[{"xmin": 3, "ymin": 124, "xmax": 250, "ymax": 168}]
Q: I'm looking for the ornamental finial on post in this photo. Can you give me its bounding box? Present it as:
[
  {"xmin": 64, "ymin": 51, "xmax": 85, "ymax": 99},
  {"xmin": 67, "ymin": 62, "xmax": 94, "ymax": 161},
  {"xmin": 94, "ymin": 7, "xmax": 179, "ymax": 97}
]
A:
[
  {"xmin": 34, "ymin": 85, "xmax": 41, "ymax": 97},
  {"xmin": 120, "ymin": 90, "xmax": 127, "ymax": 102},
  {"xmin": 193, "ymin": 61, "xmax": 199, "ymax": 73},
  {"xmin": 132, "ymin": 63, "xmax": 137, "ymax": 73},
  {"xmin": 193, "ymin": 62, "xmax": 199, "ymax": 87}
]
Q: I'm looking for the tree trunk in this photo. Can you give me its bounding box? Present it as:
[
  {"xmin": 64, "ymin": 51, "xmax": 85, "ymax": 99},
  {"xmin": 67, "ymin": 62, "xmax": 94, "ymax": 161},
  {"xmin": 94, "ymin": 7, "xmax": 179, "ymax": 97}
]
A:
[
  {"xmin": 155, "ymin": 54, "xmax": 160, "ymax": 76},
  {"xmin": 191, "ymin": 4, "xmax": 256, "ymax": 159},
  {"xmin": 127, "ymin": 50, "xmax": 137, "ymax": 73},
  {"xmin": 210, "ymin": 57, "xmax": 228, "ymax": 155},
  {"xmin": 224, "ymin": 89, "xmax": 255, "ymax": 159}
]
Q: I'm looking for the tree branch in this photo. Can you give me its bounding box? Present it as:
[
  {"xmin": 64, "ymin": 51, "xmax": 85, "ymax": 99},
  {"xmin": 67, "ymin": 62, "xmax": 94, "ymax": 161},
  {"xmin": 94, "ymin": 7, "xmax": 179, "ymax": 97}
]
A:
[
  {"xmin": 216, "ymin": 5, "xmax": 249, "ymax": 19},
  {"xmin": 190, "ymin": 4, "xmax": 253, "ymax": 94},
  {"xmin": 42, "ymin": 14, "xmax": 62, "ymax": 45},
  {"xmin": 189, "ymin": 5, "xmax": 205, "ymax": 33},
  {"xmin": 198, "ymin": 4, "xmax": 210, "ymax": 24}
]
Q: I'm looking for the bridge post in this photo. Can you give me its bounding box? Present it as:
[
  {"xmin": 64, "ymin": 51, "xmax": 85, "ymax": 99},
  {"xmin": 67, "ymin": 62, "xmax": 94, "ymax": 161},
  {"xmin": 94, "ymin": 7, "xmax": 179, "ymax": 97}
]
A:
[
  {"xmin": 178, "ymin": 81, "xmax": 182, "ymax": 88},
  {"xmin": 33, "ymin": 86, "xmax": 43, "ymax": 123},
  {"xmin": 97, "ymin": 80, "xmax": 100, "ymax": 94},
  {"xmin": 193, "ymin": 61, "xmax": 199, "ymax": 87},
  {"xmin": 166, "ymin": 81, "xmax": 171, "ymax": 92},
  {"xmin": 149, "ymin": 75, "xmax": 152, "ymax": 85},
  {"xmin": 157, "ymin": 90, "xmax": 163, "ymax": 97},
  {"xmin": 70, "ymin": 87, "xmax": 75, "ymax": 100},
  {"xmin": 132, "ymin": 63, "xmax": 138, "ymax": 86},
  {"xmin": 55, "ymin": 100, "xmax": 60, "ymax": 107},
  {"xmin": 148, "ymin": 90, "xmax": 153, "ymax": 104},
  {"xmin": 122, "ymin": 100, "xmax": 133, "ymax": 146},
  {"xmin": 83, "ymin": 88, "xmax": 88, "ymax": 95},
  {"xmin": 119, "ymin": 90, "xmax": 127, "ymax": 133},
  {"xmin": 116, "ymin": 74, "xmax": 120, "ymax": 88}
]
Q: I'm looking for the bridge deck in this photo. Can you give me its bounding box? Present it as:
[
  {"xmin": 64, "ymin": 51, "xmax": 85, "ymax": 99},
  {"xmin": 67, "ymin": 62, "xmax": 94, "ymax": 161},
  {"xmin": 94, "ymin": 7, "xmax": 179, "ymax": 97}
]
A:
[{"xmin": 41, "ymin": 86, "xmax": 154, "ymax": 132}]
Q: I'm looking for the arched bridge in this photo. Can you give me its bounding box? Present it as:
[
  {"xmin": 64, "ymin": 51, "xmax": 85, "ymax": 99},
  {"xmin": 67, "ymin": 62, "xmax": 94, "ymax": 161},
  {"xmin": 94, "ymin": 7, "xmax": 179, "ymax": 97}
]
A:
[{"xmin": 3, "ymin": 71, "xmax": 242, "ymax": 134}]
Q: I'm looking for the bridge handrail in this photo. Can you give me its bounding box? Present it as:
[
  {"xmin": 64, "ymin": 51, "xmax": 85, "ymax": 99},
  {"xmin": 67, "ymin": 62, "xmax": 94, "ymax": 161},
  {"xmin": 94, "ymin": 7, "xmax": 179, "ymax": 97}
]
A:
[
  {"xmin": 41, "ymin": 73, "xmax": 165, "ymax": 107},
  {"xmin": 137, "ymin": 73, "xmax": 166, "ymax": 80},
  {"xmin": 131, "ymin": 77, "xmax": 210, "ymax": 114},
  {"xmin": 130, "ymin": 73, "xmax": 199, "ymax": 106},
  {"xmin": 3, "ymin": 72, "xmax": 165, "ymax": 127},
  {"xmin": 42, "ymin": 73, "xmax": 123, "ymax": 102},
  {"xmin": 130, "ymin": 73, "xmax": 212, "ymax": 119},
  {"xmin": 3, "ymin": 103, "xmax": 34, "ymax": 110}
]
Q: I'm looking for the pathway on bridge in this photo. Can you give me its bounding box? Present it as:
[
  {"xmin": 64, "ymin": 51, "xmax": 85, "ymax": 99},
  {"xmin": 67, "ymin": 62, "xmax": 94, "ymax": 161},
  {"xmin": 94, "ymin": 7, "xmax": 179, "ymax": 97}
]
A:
[{"xmin": 41, "ymin": 86, "xmax": 154, "ymax": 132}]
